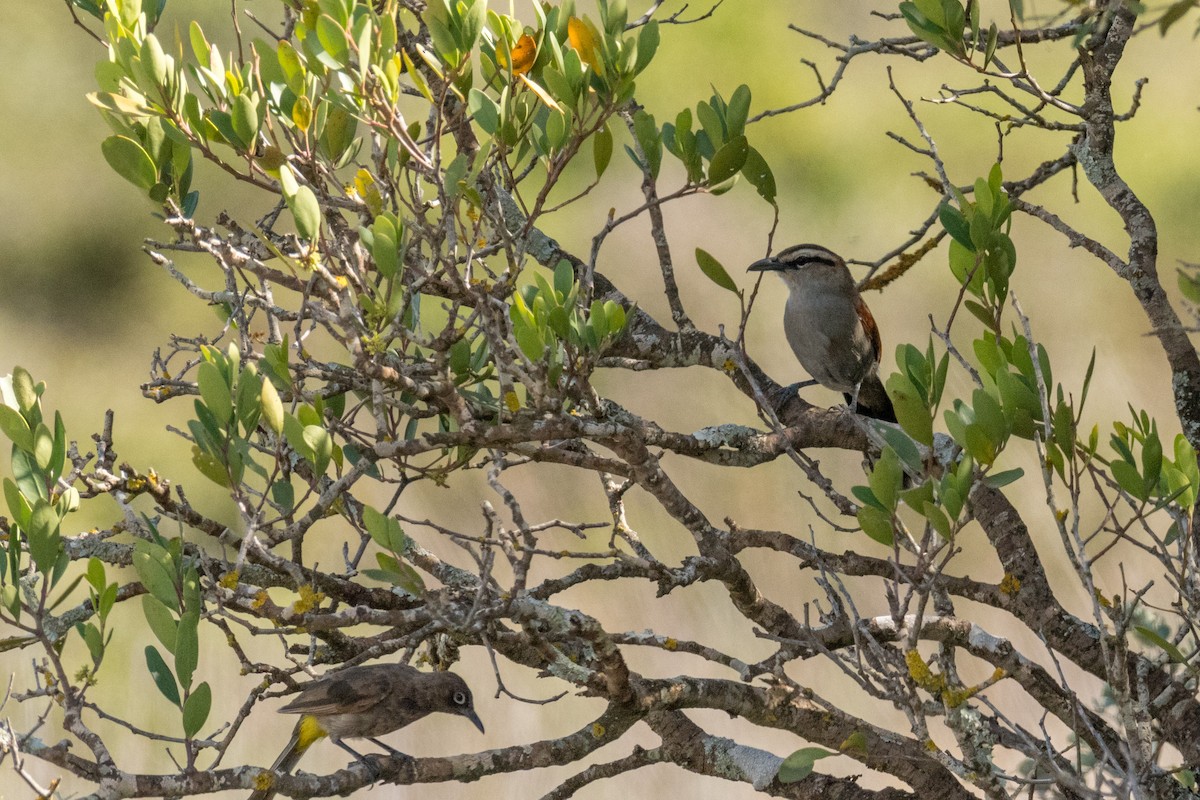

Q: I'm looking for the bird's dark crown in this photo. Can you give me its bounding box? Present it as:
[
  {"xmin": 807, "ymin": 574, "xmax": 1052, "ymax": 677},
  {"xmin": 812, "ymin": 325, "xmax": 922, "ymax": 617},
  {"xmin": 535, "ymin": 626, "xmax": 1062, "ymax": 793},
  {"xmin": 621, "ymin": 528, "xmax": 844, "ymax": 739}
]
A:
[{"xmin": 748, "ymin": 243, "xmax": 843, "ymax": 272}]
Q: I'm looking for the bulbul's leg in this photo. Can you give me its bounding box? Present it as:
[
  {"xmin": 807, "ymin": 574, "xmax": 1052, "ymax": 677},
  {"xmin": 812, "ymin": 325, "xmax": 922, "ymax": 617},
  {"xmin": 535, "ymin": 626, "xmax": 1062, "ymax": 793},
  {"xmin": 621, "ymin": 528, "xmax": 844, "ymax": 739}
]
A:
[
  {"xmin": 365, "ymin": 737, "xmax": 406, "ymax": 757},
  {"xmin": 332, "ymin": 739, "xmax": 382, "ymax": 781}
]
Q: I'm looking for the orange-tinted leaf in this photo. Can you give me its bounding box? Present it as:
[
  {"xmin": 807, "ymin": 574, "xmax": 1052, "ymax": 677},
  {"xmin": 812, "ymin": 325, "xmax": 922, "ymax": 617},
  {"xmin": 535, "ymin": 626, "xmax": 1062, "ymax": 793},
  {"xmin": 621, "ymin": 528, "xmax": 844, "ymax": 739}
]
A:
[
  {"xmin": 500, "ymin": 33, "xmax": 538, "ymax": 75},
  {"xmin": 567, "ymin": 17, "xmax": 601, "ymax": 73}
]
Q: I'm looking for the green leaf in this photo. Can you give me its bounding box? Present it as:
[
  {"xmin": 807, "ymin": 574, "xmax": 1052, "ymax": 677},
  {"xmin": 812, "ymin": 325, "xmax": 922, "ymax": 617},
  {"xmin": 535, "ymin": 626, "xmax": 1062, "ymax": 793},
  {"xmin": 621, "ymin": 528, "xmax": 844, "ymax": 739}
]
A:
[
  {"xmin": 1104, "ymin": 455, "xmax": 1142, "ymax": 501},
  {"xmin": 554, "ymin": 259, "xmax": 575, "ymax": 299},
  {"xmin": 371, "ymin": 217, "xmax": 400, "ymax": 279},
  {"xmin": 27, "ymin": 500, "xmax": 63, "ymax": 574},
  {"xmin": 868, "ymin": 446, "xmax": 903, "ymax": 511},
  {"xmin": 196, "ymin": 361, "xmax": 233, "ymax": 425},
  {"xmin": 48, "ymin": 411, "xmax": 67, "ymax": 482},
  {"xmin": 145, "ymin": 645, "xmax": 181, "ymax": 707},
  {"xmin": 0, "ymin": 404, "xmax": 33, "ymax": 452},
  {"xmin": 778, "ymin": 746, "xmax": 836, "ymax": 784},
  {"xmin": 885, "ymin": 372, "xmax": 933, "ymax": 447},
  {"xmin": 191, "ymin": 446, "xmax": 230, "ymax": 487},
  {"xmin": 972, "ymin": 388, "xmax": 1008, "ymax": 443},
  {"xmin": 984, "ymin": 468, "xmax": 1024, "ymax": 488},
  {"xmin": 315, "ymin": 13, "xmax": 349, "ymax": 66},
  {"xmin": 707, "ymin": 134, "xmax": 748, "ymax": 186},
  {"xmin": 4, "ymin": 478, "xmax": 31, "ymax": 530},
  {"xmin": 857, "ymin": 505, "xmax": 894, "ymax": 546},
  {"xmin": 11, "ymin": 366, "xmax": 38, "ymax": 416},
  {"xmin": 302, "ymin": 424, "xmax": 332, "ymax": 474},
  {"xmin": 231, "ymin": 93, "xmax": 261, "ymax": 151},
  {"xmin": 632, "ymin": 109, "xmax": 661, "ymax": 178},
  {"xmin": 174, "ymin": 611, "xmax": 199, "ymax": 689},
  {"xmin": 939, "ymin": 202, "xmax": 972, "ymax": 249},
  {"xmin": 189, "ymin": 20, "xmax": 211, "ymax": 66},
  {"xmin": 270, "ymin": 479, "xmax": 295, "ymax": 511},
  {"xmin": 922, "ymin": 501, "xmax": 952, "ymax": 540},
  {"xmin": 694, "ymin": 248, "xmax": 739, "ymax": 296},
  {"xmin": 633, "ymin": 20, "xmax": 659, "ymax": 74},
  {"xmin": 1159, "ymin": 0, "xmax": 1196, "ymax": 35},
  {"xmin": 101, "ymin": 135, "xmax": 158, "ymax": 192},
  {"xmin": 851, "ymin": 484, "xmax": 885, "ymax": 511},
  {"xmin": 467, "ymin": 88, "xmax": 500, "ymax": 134},
  {"xmin": 593, "ymin": 124, "xmax": 613, "ymax": 179},
  {"xmin": 288, "ymin": 185, "xmax": 322, "ymax": 241},
  {"xmin": 372, "ymin": 552, "xmax": 426, "ymax": 595},
  {"xmin": 77, "ymin": 621, "xmax": 104, "ymax": 666},
  {"xmin": 142, "ymin": 594, "xmax": 179, "ymax": 652},
  {"xmin": 363, "ymin": 505, "xmax": 407, "ymax": 553},
  {"xmin": 741, "ymin": 146, "xmax": 776, "ymax": 204},
  {"xmin": 1142, "ymin": 431, "xmax": 1163, "ymax": 493},
  {"xmin": 1135, "ymin": 625, "xmax": 1189, "ymax": 664},
  {"xmin": 983, "ymin": 21, "xmax": 999, "ymax": 67},
  {"xmin": 260, "ymin": 378, "xmax": 285, "ymax": 434},
  {"xmin": 183, "ymin": 681, "xmax": 212, "ymax": 738},
  {"xmin": 321, "ymin": 104, "xmax": 358, "ymax": 162},
  {"xmin": 724, "ymin": 85, "xmax": 751, "ymax": 140},
  {"xmin": 11, "ymin": 449, "xmax": 45, "ymax": 503},
  {"xmin": 133, "ymin": 539, "xmax": 179, "ymax": 612}
]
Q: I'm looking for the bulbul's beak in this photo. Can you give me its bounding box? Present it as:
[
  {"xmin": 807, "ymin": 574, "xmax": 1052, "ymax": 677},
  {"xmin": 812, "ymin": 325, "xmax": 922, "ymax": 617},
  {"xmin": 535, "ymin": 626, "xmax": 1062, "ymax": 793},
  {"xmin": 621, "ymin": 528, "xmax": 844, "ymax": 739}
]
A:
[
  {"xmin": 747, "ymin": 258, "xmax": 782, "ymax": 273},
  {"xmin": 464, "ymin": 708, "xmax": 485, "ymax": 734}
]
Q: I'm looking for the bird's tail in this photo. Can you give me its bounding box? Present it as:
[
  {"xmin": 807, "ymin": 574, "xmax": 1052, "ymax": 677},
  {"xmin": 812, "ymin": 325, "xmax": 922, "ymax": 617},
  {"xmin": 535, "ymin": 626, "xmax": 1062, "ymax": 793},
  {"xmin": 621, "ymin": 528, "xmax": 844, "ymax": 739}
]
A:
[
  {"xmin": 247, "ymin": 715, "xmax": 327, "ymax": 800},
  {"xmin": 848, "ymin": 375, "xmax": 897, "ymax": 423}
]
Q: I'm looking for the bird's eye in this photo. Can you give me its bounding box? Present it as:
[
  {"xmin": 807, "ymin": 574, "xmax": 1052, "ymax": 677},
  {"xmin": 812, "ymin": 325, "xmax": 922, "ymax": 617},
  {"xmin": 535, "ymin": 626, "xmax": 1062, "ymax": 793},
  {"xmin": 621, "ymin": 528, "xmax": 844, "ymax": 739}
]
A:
[{"xmin": 454, "ymin": 691, "xmax": 467, "ymax": 705}]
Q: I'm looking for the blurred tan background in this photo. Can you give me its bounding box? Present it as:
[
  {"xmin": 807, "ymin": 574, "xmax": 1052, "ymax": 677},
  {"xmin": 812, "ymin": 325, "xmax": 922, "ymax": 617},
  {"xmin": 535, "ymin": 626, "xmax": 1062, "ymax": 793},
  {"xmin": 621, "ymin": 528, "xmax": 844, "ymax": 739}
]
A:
[{"xmin": 3, "ymin": 1, "xmax": 1200, "ymax": 797}]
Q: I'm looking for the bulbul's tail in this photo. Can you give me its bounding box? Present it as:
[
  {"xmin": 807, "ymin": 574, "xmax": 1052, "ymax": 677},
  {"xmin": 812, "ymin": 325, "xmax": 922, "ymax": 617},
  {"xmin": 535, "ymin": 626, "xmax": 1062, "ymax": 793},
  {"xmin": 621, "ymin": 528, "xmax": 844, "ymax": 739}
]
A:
[
  {"xmin": 247, "ymin": 716, "xmax": 326, "ymax": 800},
  {"xmin": 847, "ymin": 375, "xmax": 896, "ymax": 423}
]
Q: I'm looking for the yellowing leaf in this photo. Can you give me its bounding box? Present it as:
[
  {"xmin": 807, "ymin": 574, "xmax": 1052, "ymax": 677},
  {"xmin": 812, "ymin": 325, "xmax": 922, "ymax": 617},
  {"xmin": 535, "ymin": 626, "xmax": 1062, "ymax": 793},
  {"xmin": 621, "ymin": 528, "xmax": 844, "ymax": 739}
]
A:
[
  {"xmin": 519, "ymin": 74, "xmax": 564, "ymax": 112},
  {"xmin": 567, "ymin": 17, "xmax": 602, "ymax": 74},
  {"xmin": 499, "ymin": 33, "xmax": 538, "ymax": 75}
]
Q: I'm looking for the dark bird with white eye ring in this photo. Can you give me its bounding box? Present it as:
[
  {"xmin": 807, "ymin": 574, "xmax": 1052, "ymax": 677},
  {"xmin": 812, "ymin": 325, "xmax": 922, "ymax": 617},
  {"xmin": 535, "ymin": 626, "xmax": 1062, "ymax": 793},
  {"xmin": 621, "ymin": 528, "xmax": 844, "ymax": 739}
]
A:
[{"xmin": 247, "ymin": 663, "xmax": 484, "ymax": 800}]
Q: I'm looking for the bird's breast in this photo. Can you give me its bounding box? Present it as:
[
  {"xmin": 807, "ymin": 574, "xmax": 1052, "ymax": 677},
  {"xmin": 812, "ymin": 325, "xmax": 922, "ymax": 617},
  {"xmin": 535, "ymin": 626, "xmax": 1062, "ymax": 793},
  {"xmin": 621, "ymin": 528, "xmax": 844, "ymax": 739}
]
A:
[{"xmin": 783, "ymin": 291, "xmax": 876, "ymax": 393}]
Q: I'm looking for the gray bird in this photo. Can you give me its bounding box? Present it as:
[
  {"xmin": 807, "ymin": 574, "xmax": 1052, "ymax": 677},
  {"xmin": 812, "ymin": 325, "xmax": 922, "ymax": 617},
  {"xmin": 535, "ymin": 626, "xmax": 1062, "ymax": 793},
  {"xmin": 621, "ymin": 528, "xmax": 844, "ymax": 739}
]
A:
[
  {"xmin": 248, "ymin": 663, "xmax": 484, "ymax": 800},
  {"xmin": 749, "ymin": 244, "xmax": 896, "ymax": 422}
]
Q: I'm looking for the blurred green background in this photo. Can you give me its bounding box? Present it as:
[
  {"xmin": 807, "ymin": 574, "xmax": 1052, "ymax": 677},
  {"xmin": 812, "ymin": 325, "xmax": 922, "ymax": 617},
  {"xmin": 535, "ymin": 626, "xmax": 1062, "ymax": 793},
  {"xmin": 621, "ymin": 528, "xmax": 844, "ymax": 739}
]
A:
[{"xmin": 3, "ymin": 1, "xmax": 1200, "ymax": 797}]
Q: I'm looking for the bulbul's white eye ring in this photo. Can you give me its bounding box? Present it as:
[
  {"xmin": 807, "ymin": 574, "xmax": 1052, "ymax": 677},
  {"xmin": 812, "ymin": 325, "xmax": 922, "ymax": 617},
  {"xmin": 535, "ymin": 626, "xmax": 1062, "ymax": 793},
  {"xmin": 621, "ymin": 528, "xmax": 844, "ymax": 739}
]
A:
[{"xmin": 454, "ymin": 691, "xmax": 467, "ymax": 705}]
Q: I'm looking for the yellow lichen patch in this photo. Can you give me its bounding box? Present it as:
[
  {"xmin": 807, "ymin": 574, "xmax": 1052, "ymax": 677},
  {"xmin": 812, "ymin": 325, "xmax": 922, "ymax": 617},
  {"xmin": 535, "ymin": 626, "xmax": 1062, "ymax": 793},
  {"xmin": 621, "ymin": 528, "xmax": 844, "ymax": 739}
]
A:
[
  {"xmin": 252, "ymin": 772, "xmax": 275, "ymax": 791},
  {"xmin": 999, "ymin": 573, "xmax": 1021, "ymax": 596},
  {"xmin": 504, "ymin": 391, "xmax": 521, "ymax": 412},
  {"xmin": 590, "ymin": 722, "xmax": 606, "ymax": 739},
  {"xmin": 291, "ymin": 585, "xmax": 326, "ymax": 615},
  {"xmin": 722, "ymin": 359, "xmax": 736, "ymax": 373},
  {"xmin": 663, "ymin": 638, "xmax": 678, "ymax": 651},
  {"xmin": 942, "ymin": 686, "xmax": 977, "ymax": 708},
  {"xmin": 905, "ymin": 649, "xmax": 933, "ymax": 684},
  {"xmin": 251, "ymin": 590, "xmax": 269, "ymax": 610},
  {"xmin": 219, "ymin": 570, "xmax": 240, "ymax": 590},
  {"xmin": 839, "ymin": 731, "xmax": 868, "ymax": 756},
  {"xmin": 1093, "ymin": 587, "xmax": 1112, "ymax": 609}
]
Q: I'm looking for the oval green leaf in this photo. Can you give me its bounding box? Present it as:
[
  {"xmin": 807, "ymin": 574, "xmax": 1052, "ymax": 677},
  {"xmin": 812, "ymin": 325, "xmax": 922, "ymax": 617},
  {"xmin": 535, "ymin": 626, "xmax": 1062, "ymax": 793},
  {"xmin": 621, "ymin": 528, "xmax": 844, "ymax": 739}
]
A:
[
  {"xmin": 145, "ymin": 645, "xmax": 181, "ymax": 707},
  {"xmin": 183, "ymin": 681, "xmax": 212, "ymax": 739},
  {"xmin": 101, "ymin": 135, "xmax": 158, "ymax": 192},
  {"xmin": 695, "ymin": 247, "xmax": 739, "ymax": 296}
]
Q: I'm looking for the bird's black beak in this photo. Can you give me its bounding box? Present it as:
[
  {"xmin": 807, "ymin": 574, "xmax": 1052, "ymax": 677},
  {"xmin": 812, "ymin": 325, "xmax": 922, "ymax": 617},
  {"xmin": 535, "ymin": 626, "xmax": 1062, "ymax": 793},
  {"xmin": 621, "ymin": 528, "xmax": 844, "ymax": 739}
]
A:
[
  {"xmin": 747, "ymin": 258, "xmax": 782, "ymax": 273},
  {"xmin": 463, "ymin": 707, "xmax": 485, "ymax": 734}
]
